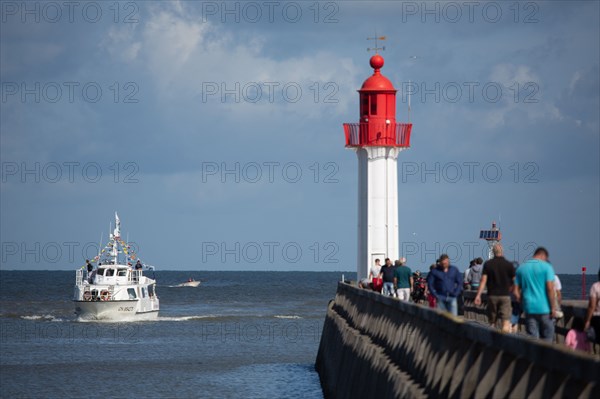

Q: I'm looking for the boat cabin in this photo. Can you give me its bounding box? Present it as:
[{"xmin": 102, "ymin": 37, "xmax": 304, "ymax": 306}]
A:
[{"xmin": 92, "ymin": 265, "xmax": 141, "ymax": 285}]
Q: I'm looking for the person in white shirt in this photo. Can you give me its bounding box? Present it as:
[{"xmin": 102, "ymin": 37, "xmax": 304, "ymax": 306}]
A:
[
  {"xmin": 553, "ymin": 274, "xmax": 564, "ymax": 319},
  {"xmin": 369, "ymin": 259, "xmax": 383, "ymax": 292},
  {"xmin": 584, "ymin": 269, "xmax": 600, "ymax": 345}
]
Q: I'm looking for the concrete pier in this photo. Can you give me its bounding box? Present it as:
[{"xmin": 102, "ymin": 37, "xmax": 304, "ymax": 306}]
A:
[{"xmin": 316, "ymin": 282, "xmax": 600, "ymax": 399}]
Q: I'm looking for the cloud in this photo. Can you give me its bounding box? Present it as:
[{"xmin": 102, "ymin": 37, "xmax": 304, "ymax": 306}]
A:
[
  {"xmin": 558, "ymin": 65, "xmax": 600, "ymax": 132},
  {"xmin": 490, "ymin": 64, "xmax": 539, "ymax": 88},
  {"xmin": 100, "ymin": 2, "xmax": 359, "ymax": 117},
  {"xmin": 469, "ymin": 62, "xmax": 565, "ymax": 129},
  {"xmin": 102, "ymin": 25, "xmax": 141, "ymax": 63}
]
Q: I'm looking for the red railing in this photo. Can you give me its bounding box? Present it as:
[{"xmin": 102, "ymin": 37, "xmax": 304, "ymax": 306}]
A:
[{"xmin": 343, "ymin": 123, "xmax": 412, "ymax": 148}]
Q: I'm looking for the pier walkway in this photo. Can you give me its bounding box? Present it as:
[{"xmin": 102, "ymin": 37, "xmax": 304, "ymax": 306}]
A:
[{"xmin": 316, "ymin": 282, "xmax": 600, "ymax": 399}]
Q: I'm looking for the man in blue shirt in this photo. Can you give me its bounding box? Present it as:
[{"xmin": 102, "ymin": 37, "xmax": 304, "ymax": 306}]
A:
[
  {"xmin": 514, "ymin": 247, "xmax": 557, "ymax": 342},
  {"xmin": 427, "ymin": 254, "xmax": 463, "ymax": 316}
]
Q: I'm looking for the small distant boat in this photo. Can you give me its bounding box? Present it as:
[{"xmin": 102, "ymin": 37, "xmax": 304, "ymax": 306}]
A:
[
  {"xmin": 73, "ymin": 213, "xmax": 159, "ymax": 321},
  {"xmin": 175, "ymin": 279, "xmax": 201, "ymax": 288}
]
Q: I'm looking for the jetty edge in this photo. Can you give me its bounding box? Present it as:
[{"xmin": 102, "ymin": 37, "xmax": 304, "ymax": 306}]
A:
[{"xmin": 315, "ymin": 282, "xmax": 600, "ymax": 399}]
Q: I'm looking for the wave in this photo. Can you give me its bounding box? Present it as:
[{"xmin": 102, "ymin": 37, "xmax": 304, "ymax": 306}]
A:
[
  {"xmin": 8, "ymin": 313, "xmax": 303, "ymax": 323},
  {"xmin": 156, "ymin": 314, "xmax": 289, "ymax": 322},
  {"xmin": 20, "ymin": 314, "xmax": 64, "ymax": 322},
  {"xmin": 156, "ymin": 315, "xmax": 219, "ymax": 322}
]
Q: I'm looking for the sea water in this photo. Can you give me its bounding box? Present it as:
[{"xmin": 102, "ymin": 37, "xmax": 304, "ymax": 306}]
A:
[
  {"xmin": 0, "ymin": 271, "xmax": 341, "ymax": 398},
  {"xmin": 0, "ymin": 271, "xmax": 593, "ymax": 398}
]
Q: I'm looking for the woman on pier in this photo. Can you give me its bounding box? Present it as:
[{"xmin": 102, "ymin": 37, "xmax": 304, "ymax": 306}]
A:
[{"xmin": 584, "ymin": 268, "xmax": 600, "ymax": 347}]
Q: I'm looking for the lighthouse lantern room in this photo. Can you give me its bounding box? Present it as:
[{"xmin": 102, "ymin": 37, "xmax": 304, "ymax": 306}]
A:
[{"xmin": 343, "ymin": 52, "xmax": 413, "ymax": 281}]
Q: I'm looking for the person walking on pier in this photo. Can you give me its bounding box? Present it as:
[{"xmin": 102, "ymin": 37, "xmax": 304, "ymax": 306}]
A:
[
  {"xmin": 514, "ymin": 247, "xmax": 558, "ymax": 342},
  {"xmin": 510, "ymin": 261, "xmax": 522, "ymax": 333},
  {"xmin": 474, "ymin": 244, "xmax": 515, "ymax": 333},
  {"xmin": 381, "ymin": 258, "xmax": 396, "ymax": 297},
  {"xmin": 427, "ymin": 255, "xmax": 463, "ymax": 316},
  {"xmin": 565, "ymin": 317, "xmax": 591, "ymax": 352},
  {"xmin": 370, "ymin": 258, "xmax": 383, "ymax": 292},
  {"xmin": 411, "ymin": 271, "xmax": 427, "ymax": 304},
  {"xmin": 464, "ymin": 259, "xmax": 476, "ymax": 290},
  {"xmin": 394, "ymin": 258, "xmax": 413, "ymax": 301},
  {"xmin": 427, "ymin": 264, "xmax": 437, "ymax": 308},
  {"xmin": 584, "ymin": 268, "xmax": 600, "ymax": 347},
  {"xmin": 466, "ymin": 258, "xmax": 484, "ymax": 290},
  {"xmin": 552, "ymin": 273, "xmax": 564, "ymax": 320}
]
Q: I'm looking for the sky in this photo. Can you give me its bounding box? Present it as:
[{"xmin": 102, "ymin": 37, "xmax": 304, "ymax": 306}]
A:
[{"xmin": 1, "ymin": 1, "xmax": 598, "ymax": 273}]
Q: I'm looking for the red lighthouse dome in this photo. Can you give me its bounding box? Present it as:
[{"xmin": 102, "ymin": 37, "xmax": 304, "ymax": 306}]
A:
[{"xmin": 361, "ymin": 54, "xmax": 395, "ymax": 91}]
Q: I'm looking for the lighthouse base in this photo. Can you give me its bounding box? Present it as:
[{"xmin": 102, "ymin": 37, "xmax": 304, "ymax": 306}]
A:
[{"xmin": 355, "ymin": 146, "xmax": 406, "ymax": 280}]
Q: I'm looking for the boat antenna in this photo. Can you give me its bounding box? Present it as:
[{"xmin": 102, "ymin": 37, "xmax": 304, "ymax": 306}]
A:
[{"xmin": 97, "ymin": 232, "xmax": 103, "ymax": 261}]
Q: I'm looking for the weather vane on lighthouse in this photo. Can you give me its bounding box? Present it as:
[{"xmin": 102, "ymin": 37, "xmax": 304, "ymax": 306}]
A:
[
  {"xmin": 343, "ymin": 39, "xmax": 414, "ymax": 281},
  {"xmin": 367, "ymin": 35, "xmax": 386, "ymax": 53}
]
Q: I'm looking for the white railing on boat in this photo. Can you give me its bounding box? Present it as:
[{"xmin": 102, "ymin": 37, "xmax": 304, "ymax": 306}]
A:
[
  {"xmin": 128, "ymin": 269, "xmax": 142, "ymax": 284},
  {"xmin": 76, "ymin": 269, "xmax": 83, "ymax": 285}
]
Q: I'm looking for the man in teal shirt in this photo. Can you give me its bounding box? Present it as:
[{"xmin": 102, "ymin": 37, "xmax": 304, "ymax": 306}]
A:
[
  {"xmin": 515, "ymin": 247, "xmax": 558, "ymax": 342},
  {"xmin": 394, "ymin": 258, "xmax": 413, "ymax": 301}
]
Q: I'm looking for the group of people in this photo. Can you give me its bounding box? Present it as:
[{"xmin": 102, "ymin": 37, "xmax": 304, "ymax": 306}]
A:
[
  {"xmin": 359, "ymin": 245, "xmax": 600, "ymax": 353},
  {"xmin": 360, "ymin": 258, "xmax": 415, "ymax": 301},
  {"xmin": 475, "ymin": 245, "xmax": 599, "ymax": 353}
]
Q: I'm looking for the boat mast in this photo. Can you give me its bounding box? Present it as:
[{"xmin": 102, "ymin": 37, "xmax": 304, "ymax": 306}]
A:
[
  {"xmin": 97, "ymin": 232, "xmax": 103, "ymax": 261},
  {"xmin": 111, "ymin": 212, "xmax": 121, "ymax": 265},
  {"xmin": 126, "ymin": 232, "xmax": 130, "ymax": 265}
]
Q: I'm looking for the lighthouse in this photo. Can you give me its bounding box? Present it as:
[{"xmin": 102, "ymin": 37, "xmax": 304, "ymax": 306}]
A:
[{"xmin": 343, "ymin": 52, "xmax": 412, "ymax": 281}]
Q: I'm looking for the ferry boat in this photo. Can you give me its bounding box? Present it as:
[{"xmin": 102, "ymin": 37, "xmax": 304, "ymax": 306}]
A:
[{"xmin": 73, "ymin": 213, "xmax": 159, "ymax": 321}]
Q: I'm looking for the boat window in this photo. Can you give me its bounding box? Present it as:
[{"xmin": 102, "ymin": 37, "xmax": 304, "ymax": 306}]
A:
[
  {"xmin": 141, "ymin": 287, "xmax": 146, "ymax": 298},
  {"xmin": 148, "ymin": 285, "xmax": 155, "ymax": 297},
  {"xmin": 117, "ymin": 269, "xmax": 127, "ymax": 277},
  {"xmin": 97, "ymin": 268, "xmax": 105, "ymax": 276},
  {"xmin": 127, "ymin": 288, "xmax": 137, "ymax": 300},
  {"xmin": 105, "ymin": 269, "xmax": 115, "ymax": 277}
]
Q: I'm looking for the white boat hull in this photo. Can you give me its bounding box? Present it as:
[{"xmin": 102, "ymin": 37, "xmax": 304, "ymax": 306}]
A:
[
  {"xmin": 74, "ymin": 300, "xmax": 159, "ymax": 321},
  {"xmin": 176, "ymin": 281, "xmax": 201, "ymax": 287}
]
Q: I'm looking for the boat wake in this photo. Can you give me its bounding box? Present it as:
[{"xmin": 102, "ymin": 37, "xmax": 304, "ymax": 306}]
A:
[
  {"xmin": 274, "ymin": 315, "xmax": 302, "ymax": 319},
  {"xmin": 156, "ymin": 315, "xmax": 218, "ymax": 322},
  {"xmin": 165, "ymin": 284, "xmax": 200, "ymax": 288},
  {"xmin": 20, "ymin": 314, "xmax": 64, "ymax": 322},
  {"xmin": 74, "ymin": 314, "xmax": 220, "ymax": 323}
]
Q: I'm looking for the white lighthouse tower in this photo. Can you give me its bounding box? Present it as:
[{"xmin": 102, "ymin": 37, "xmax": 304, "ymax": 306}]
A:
[{"xmin": 343, "ymin": 52, "xmax": 413, "ymax": 280}]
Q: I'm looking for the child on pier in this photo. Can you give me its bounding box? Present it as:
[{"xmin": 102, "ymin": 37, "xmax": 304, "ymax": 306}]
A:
[{"xmin": 565, "ymin": 317, "xmax": 591, "ymax": 352}]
